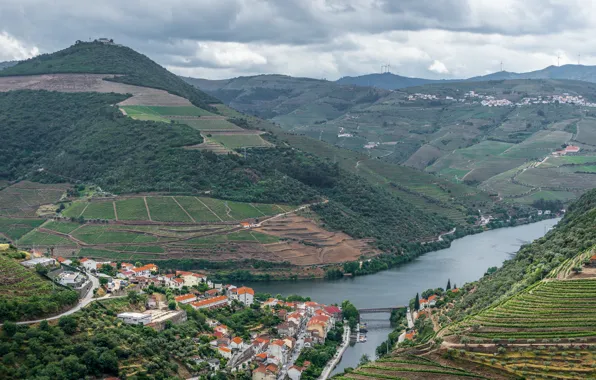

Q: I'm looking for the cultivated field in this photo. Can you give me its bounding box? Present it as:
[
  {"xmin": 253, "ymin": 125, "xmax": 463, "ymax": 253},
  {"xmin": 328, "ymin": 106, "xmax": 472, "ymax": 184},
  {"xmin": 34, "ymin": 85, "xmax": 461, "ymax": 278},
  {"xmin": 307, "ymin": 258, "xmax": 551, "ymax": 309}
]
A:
[
  {"xmin": 0, "ymin": 218, "xmax": 45, "ymax": 241},
  {"xmin": 0, "ymin": 181, "xmax": 69, "ymax": 217},
  {"xmin": 0, "ymin": 74, "xmax": 193, "ymax": 106},
  {"xmin": 574, "ymin": 118, "xmax": 596, "ymax": 146},
  {"xmin": 210, "ymin": 134, "xmax": 273, "ymax": 149},
  {"xmin": 62, "ymin": 196, "xmax": 291, "ymax": 222}
]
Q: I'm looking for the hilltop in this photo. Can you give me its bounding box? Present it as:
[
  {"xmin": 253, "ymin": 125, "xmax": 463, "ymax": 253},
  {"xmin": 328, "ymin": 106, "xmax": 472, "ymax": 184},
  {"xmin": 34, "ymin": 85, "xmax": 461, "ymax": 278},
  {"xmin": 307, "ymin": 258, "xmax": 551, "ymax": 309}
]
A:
[
  {"xmin": 0, "ymin": 40, "xmax": 219, "ymax": 110},
  {"xmin": 469, "ymin": 64, "xmax": 596, "ymax": 83},
  {"xmin": 336, "ymin": 72, "xmax": 448, "ymax": 89}
]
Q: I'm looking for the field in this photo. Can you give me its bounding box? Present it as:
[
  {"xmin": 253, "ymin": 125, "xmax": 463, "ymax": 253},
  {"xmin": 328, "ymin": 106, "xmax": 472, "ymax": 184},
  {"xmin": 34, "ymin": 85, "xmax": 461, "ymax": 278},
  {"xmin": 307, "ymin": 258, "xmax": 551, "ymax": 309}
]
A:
[
  {"xmin": 182, "ymin": 118, "xmax": 242, "ymax": 130},
  {"xmin": 120, "ymin": 105, "xmax": 215, "ymax": 117},
  {"xmin": 17, "ymin": 230, "xmax": 76, "ymax": 246},
  {"xmin": 457, "ymin": 279, "xmax": 596, "ymax": 341},
  {"xmin": 210, "ymin": 134, "xmax": 273, "ymax": 149},
  {"xmin": 0, "ymin": 181, "xmax": 69, "ymax": 217},
  {"xmin": 575, "ymin": 118, "xmax": 596, "ymax": 145},
  {"xmin": 0, "ymin": 218, "xmax": 45, "ymax": 241}
]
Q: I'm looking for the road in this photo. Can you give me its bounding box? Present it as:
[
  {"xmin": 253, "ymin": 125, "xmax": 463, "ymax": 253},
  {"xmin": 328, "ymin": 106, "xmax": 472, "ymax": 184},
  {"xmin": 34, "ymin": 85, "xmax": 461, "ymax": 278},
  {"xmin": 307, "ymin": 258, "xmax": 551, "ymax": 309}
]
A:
[
  {"xmin": 319, "ymin": 322, "xmax": 350, "ymax": 380},
  {"xmin": 278, "ymin": 318, "xmax": 308, "ymax": 379},
  {"xmin": 406, "ymin": 307, "xmax": 414, "ymax": 329},
  {"xmin": 11, "ymin": 272, "xmax": 121, "ymax": 325}
]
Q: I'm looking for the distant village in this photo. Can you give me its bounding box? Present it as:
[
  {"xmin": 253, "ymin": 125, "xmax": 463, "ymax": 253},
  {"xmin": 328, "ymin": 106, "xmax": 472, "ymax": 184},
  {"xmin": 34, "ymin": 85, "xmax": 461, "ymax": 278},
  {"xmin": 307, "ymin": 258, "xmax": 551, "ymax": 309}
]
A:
[
  {"xmin": 20, "ymin": 254, "xmax": 344, "ymax": 380},
  {"xmin": 406, "ymin": 91, "xmax": 596, "ymax": 108}
]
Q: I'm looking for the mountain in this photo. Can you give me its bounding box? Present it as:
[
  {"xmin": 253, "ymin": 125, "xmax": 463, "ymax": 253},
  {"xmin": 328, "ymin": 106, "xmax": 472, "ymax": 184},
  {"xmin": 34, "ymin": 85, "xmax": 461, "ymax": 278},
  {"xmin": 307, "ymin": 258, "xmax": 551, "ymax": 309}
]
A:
[
  {"xmin": 182, "ymin": 74, "xmax": 388, "ymax": 124},
  {"xmin": 469, "ymin": 64, "xmax": 596, "ymax": 83},
  {"xmin": 1, "ymin": 40, "xmax": 219, "ymax": 110},
  {"xmin": 0, "ymin": 61, "xmax": 17, "ymax": 71},
  {"xmin": 0, "ymin": 40, "xmax": 496, "ymax": 273},
  {"xmin": 335, "ymin": 72, "xmax": 446, "ymax": 89}
]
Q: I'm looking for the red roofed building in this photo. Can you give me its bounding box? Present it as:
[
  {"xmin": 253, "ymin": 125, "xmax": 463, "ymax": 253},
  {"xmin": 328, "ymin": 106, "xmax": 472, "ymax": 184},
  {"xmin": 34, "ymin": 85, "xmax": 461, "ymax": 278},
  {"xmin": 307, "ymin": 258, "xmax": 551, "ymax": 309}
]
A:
[
  {"xmin": 218, "ymin": 345, "xmax": 232, "ymax": 359},
  {"xmin": 174, "ymin": 293, "xmax": 197, "ymax": 304},
  {"xmin": 428, "ymin": 294, "xmax": 438, "ymax": 306},
  {"xmin": 565, "ymin": 145, "xmax": 580, "ymax": 153},
  {"xmin": 253, "ymin": 364, "xmax": 276, "ymax": 380},
  {"xmin": 405, "ymin": 331, "xmax": 415, "ymax": 340},
  {"xmin": 191, "ymin": 295, "xmax": 229, "ymax": 310},
  {"xmin": 323, "ymin": 305, "xmax": 342, "ymax": 319},
  {"xmin": 231, "ymin": 336, "xmax": 244, "ymax": 350},
  {"xmin": 132, "ymin": 264, "xmax": 158, "ymax": 277},
  {"xmin": 229, "ymin": 286, "xmax": 254, "ymax": 306}
]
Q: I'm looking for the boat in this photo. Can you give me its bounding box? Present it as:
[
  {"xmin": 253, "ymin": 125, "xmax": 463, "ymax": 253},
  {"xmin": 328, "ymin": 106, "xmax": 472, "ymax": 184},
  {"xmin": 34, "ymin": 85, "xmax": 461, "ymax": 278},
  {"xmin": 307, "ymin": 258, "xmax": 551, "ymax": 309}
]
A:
[{"xmin": 358, "ymin": 334, "xmax": 367, "ymax": 343}]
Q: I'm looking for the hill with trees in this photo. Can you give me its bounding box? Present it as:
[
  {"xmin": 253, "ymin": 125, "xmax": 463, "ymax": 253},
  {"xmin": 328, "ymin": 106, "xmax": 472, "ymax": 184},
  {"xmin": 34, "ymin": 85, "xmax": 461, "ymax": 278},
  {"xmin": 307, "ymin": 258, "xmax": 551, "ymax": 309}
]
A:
[{"xmin": 0, "ymin": 41, "xmax": 219, "ymax": 111}]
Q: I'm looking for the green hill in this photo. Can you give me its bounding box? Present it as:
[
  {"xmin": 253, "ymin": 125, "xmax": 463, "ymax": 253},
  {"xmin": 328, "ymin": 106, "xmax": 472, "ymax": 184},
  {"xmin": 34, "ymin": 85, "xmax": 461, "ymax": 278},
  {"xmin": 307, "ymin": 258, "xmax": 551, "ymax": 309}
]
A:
[{"xmin": 0, "ymin": 41, "xmax": 219, "ymax": 111}]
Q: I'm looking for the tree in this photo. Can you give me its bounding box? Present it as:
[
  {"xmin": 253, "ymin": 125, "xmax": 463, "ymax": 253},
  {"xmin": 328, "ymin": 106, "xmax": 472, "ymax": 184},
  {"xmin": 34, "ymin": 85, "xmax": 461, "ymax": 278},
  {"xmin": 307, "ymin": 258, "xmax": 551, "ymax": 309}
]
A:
[
  {"xmin": 128, "ymin": 290, "xmax": 139, "ymax": 304},
  {"xmin": 99, "ymin": 277, "xmax": 109, "ymax": 286},
  {"xmin": 446, "ymin": 279, "xmax": 451, "ymax": 290},
  {"xmin": 414, "ymin": 293, "xmax": 420, "ymax": 311},
  {"xmin": 59, "ymin": 315, "xmax": 78, "ymax": 335},
  {"xmin": 2, "ymin": 321, "xmax": 17, "ymax": 337},
  {"xmin": 135, "ymin": 262, "xmax": 142, "ymax": 268},
  {"xmin": 359, "ymin": 354, "xmax": 370, "ymax": 366},
  {"xmin": 168, "ymin": 301, "xmax": 176, "ymax": 310}
]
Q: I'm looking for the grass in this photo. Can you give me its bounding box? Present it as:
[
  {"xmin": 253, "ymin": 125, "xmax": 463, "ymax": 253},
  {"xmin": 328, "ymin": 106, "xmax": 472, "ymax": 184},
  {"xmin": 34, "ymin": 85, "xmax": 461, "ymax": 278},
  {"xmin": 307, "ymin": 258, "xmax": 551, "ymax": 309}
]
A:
[
  {"xmin": 0, "ymin": 218, "xmax": 45, "ymax": 241},
  {"xmin": 42, "ymin": 221, "xmax": 82, "ymax": 234},
  {"xmin": 78, "ymin": 248, "xmax": 161, "ymax": 261},
  {"xmin": 183, "ymin": 119, "xmax": 242, "ymax": 130},
  {"xmin": 0, "ymin": 182, "xmax": 68, "ymax": 217},
  {"xmin": 121, "ymin": 105, "xmax": 215, "ymax": 117},
  {"xmin": 17, "ymin": 231, "xmax": 74, "ymax": 246},
  {"xmin": 173, "ymin": 197, "xmax": 221, "ymax": 222},
  {"xmin": 210, "ymin": 134, "xmax": 273, "ymax": 149},
  {"xmin": 115, "ymin": 198, "xmax": 149, "ymax": 221},
  {"xmin": 71, "ymin": 225, "xmax": 159, "ymax": 244},
  {"xmin": 81, "ymin": 201, "xmax": 116, "ymax": 220},
  {"xmin": 146, "ymin": 196, "xmax": 192, "ymax": 222},
  {"xmin": 575, "ymin": 118, "xmax": 596, "ymax": 145},
  {"xmin": 62, "ymin": 201, "xmax": 87, "ymax": 218}
]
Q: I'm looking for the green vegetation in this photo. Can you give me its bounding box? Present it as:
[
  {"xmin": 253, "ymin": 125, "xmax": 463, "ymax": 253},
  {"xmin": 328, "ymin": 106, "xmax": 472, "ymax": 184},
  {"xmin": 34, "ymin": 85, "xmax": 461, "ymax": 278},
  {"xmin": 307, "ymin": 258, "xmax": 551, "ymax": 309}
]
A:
[
  {"xmin": 121, "ymin": 105, "xmax": 215, "ymax": 117},
  {"xmin": 0, "ymin": 248, "xmax": 78, "ymax": 322},
  {"xmin": 18, "ymin": 231, "xmax": 74, "ymax": 246},
  {"xmin": 0, "ymin": 41, "xmax": 219, "ymax": 110},
  {"xmin": 0, "ymin": 218, "xmax": 44, "ymax": 241},
  {"xmin": 210, "ymin": 134, "xmax": 273, "ymax": 149}
]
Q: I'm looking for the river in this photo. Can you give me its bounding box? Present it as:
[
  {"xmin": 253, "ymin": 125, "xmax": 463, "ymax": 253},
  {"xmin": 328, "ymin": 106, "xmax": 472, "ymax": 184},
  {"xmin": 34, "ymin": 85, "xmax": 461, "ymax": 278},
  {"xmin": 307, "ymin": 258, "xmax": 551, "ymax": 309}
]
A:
[{"xmin": 245, "ymin": 218, "xmax": 560, "ymax": 374}]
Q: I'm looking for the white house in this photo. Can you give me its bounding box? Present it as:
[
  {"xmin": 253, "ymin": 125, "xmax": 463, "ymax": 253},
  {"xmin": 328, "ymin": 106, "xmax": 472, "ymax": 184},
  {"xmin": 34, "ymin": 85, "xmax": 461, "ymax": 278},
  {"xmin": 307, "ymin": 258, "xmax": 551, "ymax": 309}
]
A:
[
  {"xmin": 288, "ymin": 366, "xmax": 304, "ymax": 380},
  {"xmin": 117, "ymin": 312, "xmax": 152, "ymax": 325},
  {"xmin": 176, "ymin": 271, "xmax": 208, "ymax": 287},
  {"xmin": 229, "ymin": 286, "xmax": 254, "ymax": 306},
  {"xmin": 132, "ymin": 264, "xmax": 158, "ymax": 277},
  {"xmin": 230, "ymin": 336, "xmax": 245, "ymax": 350},
  {"xmin": 267, "ymin": 340, "xmax": 286, "ymax": 364},
  {"xmin": 79, "ymin": 258, "xmax": 97, "ymax": 271},
  {"xmin": 218, "ymin": 345, "xmax": 232, "ymax": 359},
  {"xmin": 174, "ymin": 294, "xmax": 197, "ymax": 304}
]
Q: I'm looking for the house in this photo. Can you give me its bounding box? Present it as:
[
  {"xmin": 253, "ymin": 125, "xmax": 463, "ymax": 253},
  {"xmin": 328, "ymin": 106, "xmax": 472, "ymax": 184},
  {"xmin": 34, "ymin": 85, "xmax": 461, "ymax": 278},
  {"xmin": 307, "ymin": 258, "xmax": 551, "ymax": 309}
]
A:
[
  {"xmin": 252, "ymin": 337, "xmax": 270, "ymax": 351},
  {"xmin": 253, "ymin": 364, "xmax": 276, "ymax": 380},
  {"xmin": 590, "ymin": 255, "xmax": 596, "ymax": 268},
  {"xmin": 208, "ymin": 358, "xmax": 220, "ymax": 371},
  {"xmin": 267, "ymin": 339, "xmax": 286, "ymax": 363},
  {"xmin": 287, "ymin": 312, "xmax": 303, "ymax": 326},
  {"xmin": 56, "ymin": 256, "xmax": 72, "ymax": 266},
  {"xmin": 255, "ymin": 352, "xmax": 268, "ymax": 363},
  {"xmin": 277, "ymin": 322, "xmax": 297, "ymax": 337},
  {"xmin": 288, "ymin": 365, "xmax": 304, "ymax": 380},
  {"xmin": 169, "ymin": 277, "xmax": 185, "ymax": 290},
  {"xmin": 79, "ymin": 258, "xmax": 97, "ymax": 271},
  {"xmin": 214, "ymin": 324, "xmax": 229, "ymax": 336},
  {"xmin": 262, "ymin": 298, "xmax": 281, "ymax": 308},
  {"xmin": 405, "ymin": 331, "xmax": 416, "ymax": 340},
  {"xmin": 117, "ymin": 312, "xmax": 152, "ymax": 325},
  {"xmin": 132, "ymin": 264, "xmax": 158, "ymax": 277},
  {"xmin": 176, "ymin": 271, "xmax": 208, "ymax": 287},
  {"xmin": 205, "ymin": 289, "xmax": 220, "ymax": 298},
  {"xmin": 218, "ymin": 345, "xmax": 232, "ymax": 359},
  {"xmin": 57, "ymin": 271, "xmax": 87, "ymax": 288},
  {"xmin": 121, "ymin": 262, "xmax": 135, "ymax": 271},
  {"xmin": 545, "ymin": 210, "xmax": 552, "ymax": 215},
  {"xmin": 174, "ymin": 294, "xmax": 197, "ymax": 305},
  {"xmin": 21, "ymin": 257, "xmax": 57, "ymax": 268},
  {"xmin": 191, "ymin": 295, "xmax": 229, "ymax": 310},
  {"xmin": 323, "ymin": 305, "xmax": 342, "ymax": 319},
  {"xmin": 231, "ymin": 336, "xmax": 244, "ymax": 350},
  {"xmin": 229, "ymin": 286, "xmax": 254, "ymax": 306},
  {"xmin": 428, "ymin": 295, "xmax": 438, "ymax": 307},
  {"xmin": 565, "ymin": 145, "xmax": 581, "ymax": 153},
  {"xmin": 419, "ymin": 298, "xmax": 429, "ymax": 310}
]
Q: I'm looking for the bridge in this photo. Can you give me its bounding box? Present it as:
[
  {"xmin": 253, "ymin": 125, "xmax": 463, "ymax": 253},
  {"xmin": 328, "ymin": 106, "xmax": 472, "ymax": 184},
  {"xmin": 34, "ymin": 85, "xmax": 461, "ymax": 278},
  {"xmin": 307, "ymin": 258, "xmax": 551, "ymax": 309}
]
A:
[{"xmin": 358, "ymin": 306, "xmax": 407, "ymax": 314}]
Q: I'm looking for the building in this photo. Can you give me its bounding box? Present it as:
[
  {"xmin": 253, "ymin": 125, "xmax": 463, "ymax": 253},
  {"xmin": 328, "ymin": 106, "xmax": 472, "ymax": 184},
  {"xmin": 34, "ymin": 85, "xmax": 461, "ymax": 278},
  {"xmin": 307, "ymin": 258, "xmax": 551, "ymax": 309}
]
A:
[
  {"xmin": 117, "ymin": 312, "xmax": 152, "ymax": 325},
  {"xmin": 191, "ymin": 295, "xmax": 229, "ymax": 310},
  {"xmin": 174, "ymin": 294, "xmax": 197, "ymax": 304},
  {"xmin": 21, "ymin": 257, "xmax": 56, "ymax": 268},
  {"xmin": 591, "ymin": 255, "xmax": 596, "ymax": 268},
  {"xmin": 277, "ymin": 322, "xmax": 297, "ymax": 337},
  {"xmin": 218, "ymin": 345, "xmax": 232, "ymax": 359},
  {"xmin": 146, "ymin": 309, "xmax": 187, "ymax": 331},
  {"xmin": 323, "ymin": 305, "xmax": 342, "ymax": 319},
  {"xmin": 253, "ymin": 364, "xmax": 277, "ymax": 380},
  {"xmin": 56, "ymin": 257, "xmax": 72, "ymax": 266},
  {"xmin": 205, "ymin": 289, "xmax": 220, "ymax": 298},
  {"xmin": 208, "ymin": 358, "xmax": 220, "ymax": 371},
  {"xmin": 79, "ymin": 258, "xmax": 96, "ymax": 271},
  {"xmin": 57, "ymin": 271, "xmax": 87, "ymax": 288},
  {"xmin": 288, "ymin": 365, "xmax": 304, "ymax": 380},
  {"xmin": 231, "ymin": 336, "xmax": 245, "ymax": 350},
  {"xmin": 267, "ymin": 339, "xmax": 286, "ymax": 364},
  {"xmin": 132, "ymin": 264, "xmax": 158, "ymax": 277},
  {"xmin": 176, "ymin": 271, "xmax": 208, "ymax": 287},
  {"xmin": 428, "ymin": 295, "xmax": 438, "ymax": 307},
  {"xmin": 229, "ymin": 286, "xmax": 254, "ymax": 306}
]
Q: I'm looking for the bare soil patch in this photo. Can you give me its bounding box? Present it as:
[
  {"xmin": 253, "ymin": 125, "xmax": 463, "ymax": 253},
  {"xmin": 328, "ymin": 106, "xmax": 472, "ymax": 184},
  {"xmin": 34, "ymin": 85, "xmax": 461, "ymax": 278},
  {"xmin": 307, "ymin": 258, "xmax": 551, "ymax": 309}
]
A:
[{"xmin": 0, "ymin": 74, "xmax": 191, "ymax": 106}]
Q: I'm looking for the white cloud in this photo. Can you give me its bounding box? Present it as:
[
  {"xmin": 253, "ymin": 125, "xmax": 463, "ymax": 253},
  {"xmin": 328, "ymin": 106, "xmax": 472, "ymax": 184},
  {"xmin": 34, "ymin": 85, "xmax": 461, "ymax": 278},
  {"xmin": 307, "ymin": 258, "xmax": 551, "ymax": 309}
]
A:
[
  {"xmin": 428, "ymin": 60, "xmax": 449, "ymax": 74},
  {"xmin": 0, "ymin": 31, "xmax": 39, "ymax": 61}
]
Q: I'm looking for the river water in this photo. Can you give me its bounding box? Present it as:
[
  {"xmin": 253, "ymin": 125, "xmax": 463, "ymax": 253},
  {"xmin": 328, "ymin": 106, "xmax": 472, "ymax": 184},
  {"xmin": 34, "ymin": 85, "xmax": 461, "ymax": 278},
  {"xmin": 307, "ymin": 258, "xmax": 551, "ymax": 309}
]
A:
[{"xmin": 245, "ymin": 218, "xmax": 560, "ymax": 374}]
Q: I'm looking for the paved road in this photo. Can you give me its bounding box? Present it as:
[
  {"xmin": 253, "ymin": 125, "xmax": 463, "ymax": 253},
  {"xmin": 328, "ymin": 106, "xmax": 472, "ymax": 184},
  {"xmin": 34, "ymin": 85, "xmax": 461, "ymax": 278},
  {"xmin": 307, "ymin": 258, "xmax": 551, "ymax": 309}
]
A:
[
  {"xmin": 319, "ymin": 322, "xmax": 350, "ymax": 380},
  {"xmin": 278, "ymin": 319, "xmax": 308, "ymax": 379},
  {"xmin": 406, "ymin": 307, "xmax": 414, "ymax": 329},
  {"xmin": 12, "ymin": 273, "xmax": 122, "ymax": 325}
]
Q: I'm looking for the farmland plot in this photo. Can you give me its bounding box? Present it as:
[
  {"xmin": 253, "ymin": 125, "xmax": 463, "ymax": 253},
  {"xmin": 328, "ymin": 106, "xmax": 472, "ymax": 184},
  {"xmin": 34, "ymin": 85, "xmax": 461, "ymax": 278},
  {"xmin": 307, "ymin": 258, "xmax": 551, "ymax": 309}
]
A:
[
  {"xmin": 146, "ymin": 196, "xmax": 192, "ymax": 222},
  {"xmin": 210, "ymin": 134, "xmax": 273, "ymax": 149},
  {"xmin": 0, "ymin": 218, "xmax": 44, "ymax": 241},
  {"xmin": 575, "ymin": 118, "xmax": 596, "ymax": 145},
  {"xmin": 115, "ymin": 198, "xmax": 149, "ymax": 221}
]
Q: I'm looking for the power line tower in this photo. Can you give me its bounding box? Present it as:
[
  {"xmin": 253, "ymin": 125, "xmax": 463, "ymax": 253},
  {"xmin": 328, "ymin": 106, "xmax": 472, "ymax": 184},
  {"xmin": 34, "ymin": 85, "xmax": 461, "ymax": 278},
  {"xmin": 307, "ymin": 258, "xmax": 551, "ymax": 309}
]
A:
[
  {"xmin": 578, "ymin": 53, "xmax": 581, "ymax": 65},
  {"xmin": 386, "ymin": 64, "xmax": 391, "ymax": 73},
  {"xmin": 500, "ymin": 61, "xmax": 504, "ymax": 72},
  {"xmin": 557, "ymin": 54, "xmax": 561, "ymax": 66}
]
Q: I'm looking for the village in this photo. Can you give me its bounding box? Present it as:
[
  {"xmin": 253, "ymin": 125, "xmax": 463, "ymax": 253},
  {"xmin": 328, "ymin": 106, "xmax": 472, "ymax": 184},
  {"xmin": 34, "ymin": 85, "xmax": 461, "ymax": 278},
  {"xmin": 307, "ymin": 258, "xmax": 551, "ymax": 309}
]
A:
[
  {"xmin": 406, "ymin": 91, "xmax": 596, "ymax": 108},
  {"xmin": 19, "ymin": 253, "xmax": 346, "ymax": 380}
]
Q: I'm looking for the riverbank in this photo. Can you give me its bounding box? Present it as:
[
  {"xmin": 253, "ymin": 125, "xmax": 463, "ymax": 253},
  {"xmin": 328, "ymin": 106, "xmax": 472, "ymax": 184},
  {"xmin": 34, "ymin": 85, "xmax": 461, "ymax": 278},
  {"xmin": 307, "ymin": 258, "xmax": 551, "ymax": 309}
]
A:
[
  {"xmin": 246, "ymin": 218, "xmax": 561, "ymax": 374},
  {"xmin": 203, "ymin": 215, "xmax": 561, "ymax": 283}
]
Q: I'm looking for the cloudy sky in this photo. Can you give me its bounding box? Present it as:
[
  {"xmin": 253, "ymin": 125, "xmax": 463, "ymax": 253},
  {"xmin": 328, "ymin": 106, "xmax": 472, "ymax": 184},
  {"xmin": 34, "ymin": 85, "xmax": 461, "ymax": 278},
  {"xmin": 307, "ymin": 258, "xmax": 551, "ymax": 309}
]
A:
[{"xmin": 0, "ymin": 0, "xmax": 595, "ymax": 80}]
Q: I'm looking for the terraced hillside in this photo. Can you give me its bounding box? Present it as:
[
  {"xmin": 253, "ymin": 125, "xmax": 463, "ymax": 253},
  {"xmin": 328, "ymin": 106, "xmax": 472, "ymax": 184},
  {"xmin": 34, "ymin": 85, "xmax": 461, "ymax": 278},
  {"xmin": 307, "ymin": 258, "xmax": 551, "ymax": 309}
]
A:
[{"xmin": 193, "ymin": 75, "xmax": 596, "ymax": 206}]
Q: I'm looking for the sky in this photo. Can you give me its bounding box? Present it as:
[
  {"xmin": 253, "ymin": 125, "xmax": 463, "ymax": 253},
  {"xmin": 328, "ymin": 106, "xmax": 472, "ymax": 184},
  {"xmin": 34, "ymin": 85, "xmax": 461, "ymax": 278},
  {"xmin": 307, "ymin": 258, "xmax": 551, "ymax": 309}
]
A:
[{"xmin": 0, "ymin": 0, "xmax": 595, "ymax": 80}]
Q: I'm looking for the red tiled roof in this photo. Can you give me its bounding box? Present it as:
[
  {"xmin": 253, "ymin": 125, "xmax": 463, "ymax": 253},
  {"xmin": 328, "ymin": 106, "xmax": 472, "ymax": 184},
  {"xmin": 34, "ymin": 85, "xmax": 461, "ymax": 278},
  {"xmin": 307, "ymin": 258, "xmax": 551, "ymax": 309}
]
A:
[
  {"xmin": 271, "ymin": 339, "xmax": 285, "ymax": 346},
  {"xmin": 428, "ymin": 295, "xmax": 437, "ymax": 301},
  {"xmin": 237, "ymin": 286, "xmax": 254, "ymax": 295},
  {"xmin": 175, "ymin": 294, "xmax": 196, "ymax": 302},
  {"xmin": 218, "ymin": 346, "xmax": 231, "ymax": 353},
  {"xmin": 232, "ymin": 337, "xmax": 243, "ymax": 344},
  {"xmin": 56, "ymin": 257, "xmax": 66, "ymax": 263},
  {"xmin": 191, "ymin": 295, "xmax": 228, "ymax": 308},
  {"xmin": 80, "ymin": 258, "xmax": 89, "ymax": 262},
  {"xmin": 324, "ymin": 305, "xmax": 341, "ymax": 314},
  {"xmin": 133, "ymin": 264, "xmax": 157, "ymax": 272}
]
